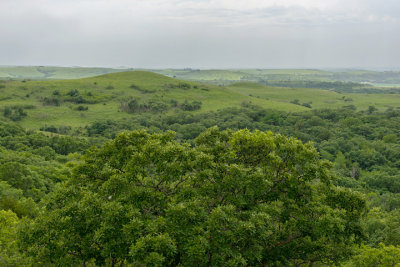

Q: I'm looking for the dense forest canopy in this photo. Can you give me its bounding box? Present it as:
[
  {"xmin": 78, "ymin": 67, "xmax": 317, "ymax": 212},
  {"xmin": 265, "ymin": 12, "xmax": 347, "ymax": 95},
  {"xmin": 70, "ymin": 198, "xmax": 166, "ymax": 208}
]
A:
[{"xmin": 18, "ymin": 128, "xmax": 367, "ymax": 266}]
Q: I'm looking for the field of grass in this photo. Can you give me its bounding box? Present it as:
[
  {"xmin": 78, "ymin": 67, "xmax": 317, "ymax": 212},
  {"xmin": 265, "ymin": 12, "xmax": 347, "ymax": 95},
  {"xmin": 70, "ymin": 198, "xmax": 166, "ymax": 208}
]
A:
[
  {"xmin": 155, "ymin": 69, "xmax": 400, "ymax": 87},
  {"xmin": 1, "ymin": 71, "xmax": 400, "ymax": 132},
  {"xmin": 154, "ymin": 69, "xmax": 248, "ymax": 82},
  {"xmin": 228, "ymin": 82, "xmax": 400, "ymax": 111},
  {"xmin": 0, "ymin": 71, "xmax": 308, "ymax": 130},
  {"xmin": 2, "ymin": 66, "xmax": 400, "ymax": 87}
]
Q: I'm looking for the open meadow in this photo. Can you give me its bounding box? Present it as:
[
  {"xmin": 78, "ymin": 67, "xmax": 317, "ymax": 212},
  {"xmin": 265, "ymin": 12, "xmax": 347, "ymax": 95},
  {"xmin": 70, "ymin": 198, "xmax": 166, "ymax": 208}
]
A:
[{"xmin": 1, "ymin": 70, "xmax": 400, "ymax": 131}]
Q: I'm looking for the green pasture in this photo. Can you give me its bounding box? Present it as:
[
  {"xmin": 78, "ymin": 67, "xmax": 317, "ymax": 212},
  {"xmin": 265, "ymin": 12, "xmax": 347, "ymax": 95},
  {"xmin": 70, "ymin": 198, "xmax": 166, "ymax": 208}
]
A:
[
  {"xmin": 1, "ymin": 70, "xmax": 400, "ymax": 131},
  {"xmin": 0, "ymin": 71, "xmax": 303, "ymax": 130},
  {"xmin": 228, "ymin": 82, "xmax": 400, "ymax": 111},
  {"xmin": 2, "ymin": 66, "xmax": 400, "ymax": 86}
]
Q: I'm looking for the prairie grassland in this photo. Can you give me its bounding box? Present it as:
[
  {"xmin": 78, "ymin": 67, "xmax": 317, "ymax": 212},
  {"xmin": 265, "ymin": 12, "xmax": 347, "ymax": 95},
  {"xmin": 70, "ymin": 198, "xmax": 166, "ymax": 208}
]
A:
[{"xmin": 1, "ymin": 71, "xmax": 399, "ymax": 131}]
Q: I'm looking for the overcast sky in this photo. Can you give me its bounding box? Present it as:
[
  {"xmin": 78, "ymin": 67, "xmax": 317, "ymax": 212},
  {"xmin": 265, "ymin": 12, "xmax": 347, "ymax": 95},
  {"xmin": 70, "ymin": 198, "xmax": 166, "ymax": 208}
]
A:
[{"xmin": 1, "ymin": 0, "xmax": 400, "ymax": 69}]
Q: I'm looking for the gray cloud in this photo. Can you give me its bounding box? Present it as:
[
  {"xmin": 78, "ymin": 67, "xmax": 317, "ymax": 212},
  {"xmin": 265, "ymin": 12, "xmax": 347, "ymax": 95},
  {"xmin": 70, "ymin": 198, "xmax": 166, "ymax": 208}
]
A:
[{"xmin": 0, "ymin": 0, "xmax": 399, "ymax": 68}]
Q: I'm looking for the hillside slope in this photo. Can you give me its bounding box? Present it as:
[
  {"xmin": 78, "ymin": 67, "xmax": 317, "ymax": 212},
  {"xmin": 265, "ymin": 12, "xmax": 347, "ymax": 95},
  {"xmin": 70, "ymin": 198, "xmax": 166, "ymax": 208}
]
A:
[{"xmin": 0, "ymin": 71, "xmax": 305, "ymax": 130}]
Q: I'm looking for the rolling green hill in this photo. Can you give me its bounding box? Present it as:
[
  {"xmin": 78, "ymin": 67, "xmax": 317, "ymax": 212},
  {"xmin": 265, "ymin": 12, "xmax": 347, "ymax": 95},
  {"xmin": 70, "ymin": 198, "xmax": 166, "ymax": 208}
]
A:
[
  {"xmin": 0, "ymin": 71, "xmax": 307, "ymax": 130},
  {"xmin": 2, "ymin": 66, "xmax": 400, "ymax": 88},
  {"xmin": 1, "ymin": 71, "xmax": 400, "ymax": 133}
]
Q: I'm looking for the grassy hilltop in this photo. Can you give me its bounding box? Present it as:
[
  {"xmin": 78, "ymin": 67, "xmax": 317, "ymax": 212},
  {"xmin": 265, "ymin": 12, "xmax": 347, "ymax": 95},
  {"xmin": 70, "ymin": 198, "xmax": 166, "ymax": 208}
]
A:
[
  {"xmin": 0, "ymin": 71, "xmax": 303, "ymax": 130},
  {"xmin": 1, "ymin": 70, "xmax": 400, "ymax": 131}
]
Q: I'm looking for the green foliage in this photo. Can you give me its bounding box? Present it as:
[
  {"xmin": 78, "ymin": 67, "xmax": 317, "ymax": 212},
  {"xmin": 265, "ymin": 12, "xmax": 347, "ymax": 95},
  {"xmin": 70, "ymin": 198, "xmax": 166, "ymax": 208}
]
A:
[
  {"xmin": 42, "ymin": 96, "xmax": 61, "ymax": 106},
  {"xmin": 0, "ymin": 122, "xmax": 25, "ymax": 137},
  {"xmin": 67, "ymin": 89, "xmax": 80, "ymax": 97},
  {"xmin": 39, "ymin": 125, "xmax": 72, "ymax": 134},
  {"xmin": 130, "ymin": 83, "xmax": 155, "ymax": 93},
  {"xmin": 0, "ymin": 181, "xmax": 38, "ymax": 217},
  {"xmin": 75, "ymin": 105, "xmax": 89, "ymax": 111},
  {"xmin": 120, "ymin": 97, "xmax": 202, "ymax": 114},
  {"xmin": 179, "ymin": 100, "xmax": 202, "ymax": 111},
  {"xmin": 3, "ymin": 106, "xmax": 27, "ymax": 121},
  {"xmin": 120, "ymin": 98, "xmax": 169, "ymax": 113},
  {"xmin": 39, "ymin": 125, "xmax": 58, "ymax": 133},
  {"xmin": 383, "ymin": 134, "xmax": 397, "ymax": 143},
  {"xmin": 0, "ymin": 122, "xmax": 81, "ymax": 202},
  {"xmin": 0, "ymin": 210, "xmax": 30, "ymax": 265},
  {"xmin": 346, "ymin": 244, "xmax": 400, "ymax": 266},
  {"xmin": 3, "ymin": 107, "xmax": 11, "ymax": 117},
  {"xmin": 362, "ymin": 208, "xmax": 400, "ymax": 247},
  {"xmin": 1, "ymin": 69, "xmax": 400, "ymax": 265},
  {"xmin": 0, "ymin": 146, "xmax": 70, "ymax": 201},
  {"xmin": 22, "ymin": 129, "xmax": 366, "ymax": 266}
]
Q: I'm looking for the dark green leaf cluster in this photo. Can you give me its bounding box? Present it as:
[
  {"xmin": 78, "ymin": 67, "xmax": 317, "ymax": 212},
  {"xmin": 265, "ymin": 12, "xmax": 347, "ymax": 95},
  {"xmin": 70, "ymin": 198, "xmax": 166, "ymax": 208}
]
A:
[{"xmin": 3, "ymin": 106, "xmax": 27, "ymax": 121}]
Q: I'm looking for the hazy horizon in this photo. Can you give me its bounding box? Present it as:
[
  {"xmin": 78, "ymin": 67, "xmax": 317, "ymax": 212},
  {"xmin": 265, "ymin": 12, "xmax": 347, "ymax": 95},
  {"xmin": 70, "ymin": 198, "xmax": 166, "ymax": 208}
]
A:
[
  {"xmin": 2, "ymin": 65, "xmax": 400, "ymax": 72},
  {"xmin": 1, "ymin": 0, "xmax": 399, "ymax": 69}
]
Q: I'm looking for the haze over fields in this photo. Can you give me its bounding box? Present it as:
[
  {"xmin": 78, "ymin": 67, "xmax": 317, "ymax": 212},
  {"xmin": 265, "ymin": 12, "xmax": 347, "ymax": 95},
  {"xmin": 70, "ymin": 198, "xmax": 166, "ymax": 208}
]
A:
[{"xmin": 1, "ymin": 0, "xmax": 400, "ymax": 69}]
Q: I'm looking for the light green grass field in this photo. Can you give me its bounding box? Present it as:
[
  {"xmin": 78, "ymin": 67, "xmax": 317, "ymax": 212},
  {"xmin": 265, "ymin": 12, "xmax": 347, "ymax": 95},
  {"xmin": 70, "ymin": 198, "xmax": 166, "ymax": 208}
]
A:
[
  {"xmin": 155, "ymin": 69, "xmax": 247, "ymax": 81},
  {"xmin": 227, "ymin": 82, "xmax": 400, "ymax": 111},
  {"xmin": 0, "ymin": 71, "xmax": 304, "ymax": 130},
  {"xmin": 154, "ymin": 68, "xmax": 400, "ymax": 86},
  {"xmin": 1, "ymin": 71, "xmax": 399, "ymax": 131},
  {"xmin": 2, "ymin": 66, "xmax": 400, "ymax": 86}
]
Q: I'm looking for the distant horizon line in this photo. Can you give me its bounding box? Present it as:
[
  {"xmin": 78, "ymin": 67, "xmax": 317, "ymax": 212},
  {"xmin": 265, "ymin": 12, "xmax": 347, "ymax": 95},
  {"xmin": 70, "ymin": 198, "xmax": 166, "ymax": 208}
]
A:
[{"xmin": 1, "ymin": 65, "xmax": 400, "ymax": 72}]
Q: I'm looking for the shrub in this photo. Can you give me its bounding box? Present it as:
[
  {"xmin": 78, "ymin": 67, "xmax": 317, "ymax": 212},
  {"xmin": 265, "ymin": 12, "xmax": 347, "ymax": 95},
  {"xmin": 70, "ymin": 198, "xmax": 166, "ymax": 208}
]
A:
[
  {"xmin": 76, "ymin": 106, "xmax": 88, "ymax": 111},
  {"xmin": 42, "ymin": 97, "xmax": 61, "ymax": 106},
  {"xmin": 67, "ymin": 89, "xmax": 80, "ymax": 97},
  {"xmin": 3, "ymin": 107, "xmax": 27, "ymax": 121}
]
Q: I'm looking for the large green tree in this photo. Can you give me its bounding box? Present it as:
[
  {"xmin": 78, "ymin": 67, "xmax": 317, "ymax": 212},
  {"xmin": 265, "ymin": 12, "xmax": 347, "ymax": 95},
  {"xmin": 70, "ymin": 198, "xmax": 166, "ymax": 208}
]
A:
[{"xmin": 21, "ymin": 128, "xmax": 366, "ymax": 266}]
